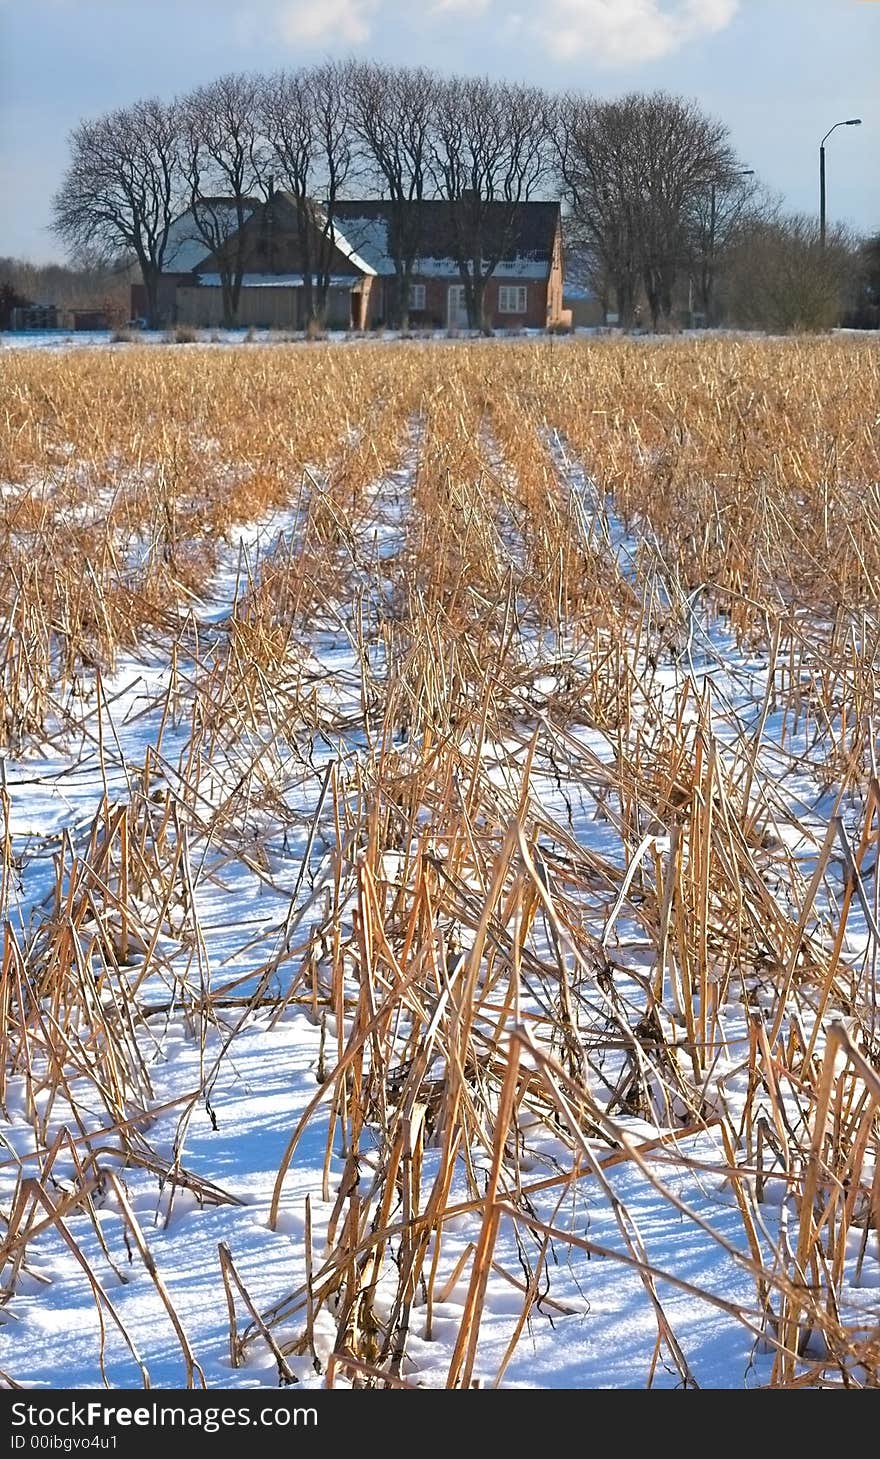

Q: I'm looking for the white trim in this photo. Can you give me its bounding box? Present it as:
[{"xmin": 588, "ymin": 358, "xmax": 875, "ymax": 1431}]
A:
[
  {"xmin": 498, "ymin": 285, "xmax": 528, "ymax": 314},
  {"xmin": 409, "ymin": 282, "xmax": 426, "ymax": 311},
  {"xmin": 447, "ymin": 284, "xmax": 469, "ymax": 329}
]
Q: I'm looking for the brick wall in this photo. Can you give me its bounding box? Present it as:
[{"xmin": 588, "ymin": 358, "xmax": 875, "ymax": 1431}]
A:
[{"xmin": 401, "ymin": 274, "xmax": 550, "ymax": 330}]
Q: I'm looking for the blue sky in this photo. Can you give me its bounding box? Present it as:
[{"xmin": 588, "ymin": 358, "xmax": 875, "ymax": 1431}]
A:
[{"xmin": 1, "ymin": 0, "xmax": 876, "ymax": 262}]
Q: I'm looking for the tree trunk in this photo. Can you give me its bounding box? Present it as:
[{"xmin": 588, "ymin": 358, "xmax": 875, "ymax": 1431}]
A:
[
  {"xmin": 660, "ymin": 278, "xmax": 674, "ymax": 323},
  {"xmin": 644, "ymin": 271, "xmax": 661, "ymax": 331},
  {"xmin": 314, "ymin": 281, "xmax": 330, "ymax": 329},
  {"xmin": 143, "ymin": 269, "xmax": 162, "ymax": 329},
  {"xmin": 384, "ymin": 271, "xmax": 406, "ymax": 330},
  {"xmin": 301, "ymin": 233, "xmax": 317, "ymax": 328},
  {"xmin": 615, "ymin": 278, "xmax": 634, "ymax": 328},
  {"xmin": 469, "ymin": 274, "xmax": 491, "ymax": 334},
  {"xmin": 699, "ymin": 261, "xmax": 715, "ymax": 322},
  {"xmin": 394, "ymin": 270, "xmax": 411, "ymax": 331},
  {"xmin": 231, "ymin": 271, "xmax": 244, "ymax": 325}
]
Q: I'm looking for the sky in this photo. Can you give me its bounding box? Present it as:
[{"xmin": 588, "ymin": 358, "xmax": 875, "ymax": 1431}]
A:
[{"xmin": 0, "ymin": 0, "xmax": 877, "ymax": 263}]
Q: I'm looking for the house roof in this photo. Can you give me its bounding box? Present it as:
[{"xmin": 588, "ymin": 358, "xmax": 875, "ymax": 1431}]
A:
[
  {"xmin": 163, "ymin": 194, "xmax": 377, "ymax": 279},
  {"xmin": 163, "ymin": 202, "xmax": 256, "ymax": 273},
  {"xmin": 325, "ymin": 219, "xmax": 378, "ymax": 277},
  {"xmin": 331, "ymin": 199, "xmax": 561, "ymax": 278},
  {"xmin": 161, "ymin": 196, "xmax": 561, "ymax": 282},
  {"xmin": 258, "ymin": 191, "xmax": 378, "ymax": 276},
  {"xmin": 196, "ymin": 272, "xmax": 365, "ymax": 290}
]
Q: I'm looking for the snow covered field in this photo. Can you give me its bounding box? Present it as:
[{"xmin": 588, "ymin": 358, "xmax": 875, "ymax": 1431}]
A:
[
  {"xmin": 0, "ymin": 326, "xmax": 557, "ymax": 352},
  {"xmin": 1, "ymin": 335, "xmax": 879, "ymax": 1392}
]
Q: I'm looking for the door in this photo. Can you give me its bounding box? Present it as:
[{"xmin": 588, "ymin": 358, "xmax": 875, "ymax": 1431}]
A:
[{"xmin": 447, "ymin": 284, "xmax": 470, "ymax": 330}]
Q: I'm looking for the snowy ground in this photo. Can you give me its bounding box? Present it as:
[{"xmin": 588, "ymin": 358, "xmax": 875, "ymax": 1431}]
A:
[
  {"xmin": 0, "ymin": 327, "xmax": 562, "ymax": 353},
  {"xmin": 1, "ymin": 386, "xmax": 878, "ymax": 1393}
]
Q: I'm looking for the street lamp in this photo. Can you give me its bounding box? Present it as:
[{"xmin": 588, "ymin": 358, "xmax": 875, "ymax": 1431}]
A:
[{"xmin": 820, "ymin": 118, "xmax": 861, "ymax": 248}]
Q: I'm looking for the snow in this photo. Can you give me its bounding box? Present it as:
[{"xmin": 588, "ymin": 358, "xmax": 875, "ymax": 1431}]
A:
[
  {"xmin": 327, "ymin": 223, "xmax": 378, "ymax": 277},
  {"xmin": 0, "ymin": 364, "xmax": 878, "ymax": 1395},
  {"xmin": 195, "ymin": 273, "xmax": 363, "ymax": 290},
  {"xmin": 326, "ymin": 215, "xmax": 550, "ymax": 279},
  {"xmin": 563, "ymin": 282, "xmax": 599, "ymax": 301},
  {"xmin": 163, "ymin": 207, "xmax": 254, "ymax": 274},
  {"xmin": 333, "ymin": 216, "xmax": 395, "ymax": 274},
  {"xmin": 0, "ymin": 327, "xmax": 586, "ymax": 355},
  {"xmin": 414, "ymin": 255, "xmax": 549, "ymax": 279}
]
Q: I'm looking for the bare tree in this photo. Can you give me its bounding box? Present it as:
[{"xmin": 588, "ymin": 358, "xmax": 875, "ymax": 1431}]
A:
[
  {"xmin": 429, "ymin": 76, "xmax": 552, "ymax": 332},
  {"xmin": 556, "ymin": 91, "xmax": 740, "ymax": 330},
  {"xmin": 632, "ymin": 94, "xmax": 738, "ymax": 329},
  {"xmin": 0, "ymin": 255, "xmax": 134, "ymax": 323},
  {"xmin": 684, "ymin": 172, "xmax": 763, "ymax": 324},
  {"xmin": 180, "ymin": 73, "xmax": 267, "ymax": 326},
  {"xmin": 847, "ymin": 231, "xmax": 880, "ymax": 328},
  {"xmin": 553, "ymin": 93, "xmax": 643, "ymax": 328},
  {"xmin": 724, "ymin": 213, "xmax": 858, "ymax": 332},
  {"xmin": 51, "ymin": 99, "xmax": 183, "ymax": 327},
  {"xmin": 259, "ymin": 63, "xmax": 354, "ymax": 328},
  {"xmin": 347, "ymin": 61, "xmax": 439, "ymax": 328}
]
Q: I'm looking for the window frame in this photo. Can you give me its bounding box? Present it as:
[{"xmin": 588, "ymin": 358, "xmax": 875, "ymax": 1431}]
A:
[
  {"xmin": 498, "ymin": 285, "xmax": 528, "ymax": 315},
  {"xmin": 408, "ymin": 282, "xmax": 426, "ymax": 311}
]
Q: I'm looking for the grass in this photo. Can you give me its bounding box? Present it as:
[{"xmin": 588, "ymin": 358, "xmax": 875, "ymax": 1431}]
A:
[{"xmin": 1, "ymin": 334, "xmax": 879, "ymax": 1388}]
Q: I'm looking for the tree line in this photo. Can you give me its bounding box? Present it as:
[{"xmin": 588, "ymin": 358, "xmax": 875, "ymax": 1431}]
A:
[
  {"xmin": 0, "ymin": 257, "xmax": 133, "ymax": 330},
  {"xmin": 49, "ymin": 63, "xmax": 875, "ymax": 333}
]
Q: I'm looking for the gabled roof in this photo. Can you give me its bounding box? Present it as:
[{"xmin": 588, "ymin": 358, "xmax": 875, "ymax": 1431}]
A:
[
  {"xmin": 332, "ymin": 199, "xmax": 561, "ymax": 277},
  {"xmin": 253, "ymin": 190, "xmax": 377, "ymax": 275},
  {"xmin": 196, "ymin": 272, "xmax": 365, "ymax": 290},
  {"xmin": 563, "ymin": 282, "xmax": 598, "ymax": 301},
  {"xmin": 161, "ymin": 196, "xmax": 561, "ymax": 281},
  {"xmin": 163, "ymin": 201, "xmax": 257, "ymax": 273},
  {"xmin": 325, "ymin": 219, "xmax": 377, "ymax": 277},
  {"xmin": 162, "ymin": 194, "xmax": 377, "ymax": 279}
]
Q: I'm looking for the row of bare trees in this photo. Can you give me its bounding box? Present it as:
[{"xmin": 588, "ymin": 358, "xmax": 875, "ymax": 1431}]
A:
[
  {"xmin": 52, "ymin": 63, "xmax": 856, "ymax": 333},
  {"xmin": 53, "ymin": 65, "xmax": 562, "ymax": 329}
]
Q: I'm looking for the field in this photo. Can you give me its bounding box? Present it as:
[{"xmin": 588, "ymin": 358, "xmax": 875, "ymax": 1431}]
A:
[{"xmin": 1, "ymin": 333, "xmax": 879, "ymax": 1390}]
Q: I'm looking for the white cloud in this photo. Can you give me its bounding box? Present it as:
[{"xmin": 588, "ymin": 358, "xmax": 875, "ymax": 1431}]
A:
[
  {"xmin": 535, "ymin": 0, "xmax": 738, "ymax": 65},
  {"xmin": 431, "ymin": 0, "xmax": 492, "ymax": 13},
  {"xmin": 266, "ymin": 0, "xmax": 736, "ymax": 62},
  {"xmin": 275, "ymin": 0, "xmax": 376, "ymax": 46}
]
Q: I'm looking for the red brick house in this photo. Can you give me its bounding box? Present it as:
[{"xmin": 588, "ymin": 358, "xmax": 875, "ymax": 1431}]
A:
[
  {"xmin": 133, "ymin": 193, "xmax": 567, "ymax": 332},
  {"xmin": 332, "ymin": 198, "xmax": 566, "ymax": 331}
]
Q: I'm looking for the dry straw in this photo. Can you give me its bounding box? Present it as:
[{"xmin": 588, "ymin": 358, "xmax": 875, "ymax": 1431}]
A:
[{"xmin": 1, "ymin": 335, "xmax": 879, "ymax": 1387}]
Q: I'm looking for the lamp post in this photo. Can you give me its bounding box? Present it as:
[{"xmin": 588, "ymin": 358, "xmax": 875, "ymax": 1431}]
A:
[{"xmin": 820, "ymin": 118, "xmax": 861, "ymax": 248}]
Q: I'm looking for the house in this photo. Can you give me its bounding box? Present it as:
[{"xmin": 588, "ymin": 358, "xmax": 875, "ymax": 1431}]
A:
[
  {"xmin": 133, "ymin": 193, "xmax": 567, "ymax": 332},
  {"xmin": 332, "ymin": 198, "xmax": 566, "ymax": 331},
  {"xmin": 131, "ymin": 193, "xmax": 376, "ymax": 330}
]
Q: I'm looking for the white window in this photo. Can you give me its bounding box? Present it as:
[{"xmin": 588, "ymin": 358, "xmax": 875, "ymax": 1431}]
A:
[
  {"xmin": 499, "ymin": 285, "xmax": 528, "ymax": 314},
  {"xmin": 408, "ymin": 283, "xmax": 426, "ymax": 311}
]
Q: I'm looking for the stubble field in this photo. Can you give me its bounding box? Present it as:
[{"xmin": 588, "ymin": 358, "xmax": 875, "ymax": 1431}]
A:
[{"xmin": 1, "ymin": 332, "xmax": 879, "ymax": 1390}]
